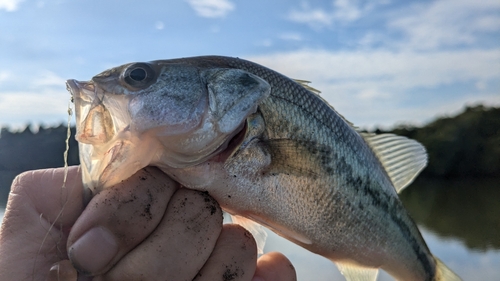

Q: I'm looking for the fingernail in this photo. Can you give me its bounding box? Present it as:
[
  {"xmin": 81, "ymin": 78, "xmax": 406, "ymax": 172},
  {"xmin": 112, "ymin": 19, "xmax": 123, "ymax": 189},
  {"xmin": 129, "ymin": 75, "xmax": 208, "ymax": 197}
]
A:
[
  {"xmin": 48, "ymin": 260, "xmax": 77, "ymax": 281},
  {"xmin": 69, "ymin": 226, "xmax": 118, "ymax": 274}
]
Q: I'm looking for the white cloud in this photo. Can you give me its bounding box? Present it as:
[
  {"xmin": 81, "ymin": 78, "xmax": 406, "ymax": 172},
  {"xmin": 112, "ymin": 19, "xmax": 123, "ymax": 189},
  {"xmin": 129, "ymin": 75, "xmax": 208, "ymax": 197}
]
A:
[
  {"xmin": 475, "ymin": 81, "xmax": 487, "ymax": 90},
  {"xmin": 250, "ymin": 49, "xmax": 500, "ymax": 89},
  {"xmin": 0, "ymin": 71, "xmax": 11, "ymax": 84},
  {"xmin": 279, "ymin": 32, "xmax": 303, "ymax": 41},
  {"xmin": 209, "ymin": 25, "xmax": 220, "ymax": 33},
  {"xmin": 289, "ymin": 0, "xmax": 500, "ymax": 51},
  {"xmin": 0, "ymin": 70, "xmax": 69, "ymax": 127},
  {"xmin": 0, "ymin": 89, "xmax": 70, "ymax": 127},
  {"xmin": 248, "ymin": 48, "xmax": 500, "ymax": 128},
  {"xmin": 32, "ymin": 71, "xmax": 66, "ymax": 87},
  {"xmin": 155, "ymin": 21, "xmax": 164, "ymax": 30},
  {"xmin": 331, "ymin": 0, "xmax": 362, "ymax": 22},
  {"xmin": 387, "ymin": 0, "xmax": 500, "ymax": 50},
  {"xmin": 255, "ymin": 39, "xmax": 273, "ymax": 47},
  {"xmin": 0, "ymin": 0, "xmax": 23, "ymax": 11},
  {"xmin": 288, "ymin": 7, "xmax": 333, "ymax": 27},
  {"xmin": 185, "ymin": 0, "xmax": 234, "ymax": 18},
  {"xmin": 288, "ymin": 0, "xmax": 388, "ymax": 28}
]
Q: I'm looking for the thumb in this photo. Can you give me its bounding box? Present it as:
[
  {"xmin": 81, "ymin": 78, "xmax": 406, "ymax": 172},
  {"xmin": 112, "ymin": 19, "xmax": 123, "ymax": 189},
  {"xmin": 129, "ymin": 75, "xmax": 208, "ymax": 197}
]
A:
[{"xmin": 252, "ymin": 252, "xmax": 297, "ymax": 281}]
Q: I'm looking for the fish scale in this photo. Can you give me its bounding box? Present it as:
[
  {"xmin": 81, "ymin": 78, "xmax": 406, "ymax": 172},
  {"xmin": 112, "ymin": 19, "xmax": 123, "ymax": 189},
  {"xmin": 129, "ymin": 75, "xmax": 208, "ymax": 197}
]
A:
[
  {"xmin": 167, "ymin": 57, "xmax": 437, "ymax": 280},
  {"xmin": 66, "ymin": 56, "xmax": 461, "ymax": 281}
]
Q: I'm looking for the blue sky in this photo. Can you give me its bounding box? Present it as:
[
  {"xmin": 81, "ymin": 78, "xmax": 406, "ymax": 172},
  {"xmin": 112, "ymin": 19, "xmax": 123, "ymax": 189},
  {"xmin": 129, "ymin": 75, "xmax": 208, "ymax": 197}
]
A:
[{"xmin": 0, "ymin": 0, "xmax": 499, "ymax": 130}]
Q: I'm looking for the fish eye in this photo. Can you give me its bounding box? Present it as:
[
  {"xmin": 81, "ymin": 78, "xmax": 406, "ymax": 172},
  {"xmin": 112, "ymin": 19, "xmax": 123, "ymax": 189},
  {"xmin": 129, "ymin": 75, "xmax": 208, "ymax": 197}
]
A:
[
  {"xmin": 123, "ymin": 63, "xmax": 155, "ymax": 88},
  {"xmin": 129, "ymin": 68, "xmax": 147, "ymax": 82}
]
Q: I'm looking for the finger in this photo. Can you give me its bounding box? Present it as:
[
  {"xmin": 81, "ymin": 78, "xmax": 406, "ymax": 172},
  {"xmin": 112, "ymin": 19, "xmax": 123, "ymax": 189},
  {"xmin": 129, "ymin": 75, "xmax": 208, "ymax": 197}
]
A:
[
  {"xmin": 2, "ymin": 166, "xmax": 84, "ymax": 235},
  {"xmin": 252, "ymin": 252, "xmax": 297, "ymax": 281},
  {"xmin": 0, "ymin": 166, "xmax": 83, "ymax": 281},
  {"xmin": 97, "ymin": 189, "xmax": 223, "ymax": 281},
  {"xmin": 67, "ymin": 167, "xmax": 177, "ymax": 276},
  {"xmin": 193, "ymin": 224, "xmax": 257, "ymax": 281},
  {"xmin": 46, "ymin": 260, "xmax": 77, "ymax": 281}
]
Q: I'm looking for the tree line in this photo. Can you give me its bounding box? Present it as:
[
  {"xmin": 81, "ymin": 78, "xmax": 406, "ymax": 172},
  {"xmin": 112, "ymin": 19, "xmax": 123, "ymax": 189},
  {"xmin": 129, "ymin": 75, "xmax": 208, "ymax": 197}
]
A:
[
  {"xmin": 0, "ymin": 125, "xmax": 79, "ymax": 205},
  {"xmin": 375, "ymin": 105, "xmax": 500, "ymax": 179},
  {"xmin": 1, "ymin": 105, "xmax": 499, "ymax": 205}
]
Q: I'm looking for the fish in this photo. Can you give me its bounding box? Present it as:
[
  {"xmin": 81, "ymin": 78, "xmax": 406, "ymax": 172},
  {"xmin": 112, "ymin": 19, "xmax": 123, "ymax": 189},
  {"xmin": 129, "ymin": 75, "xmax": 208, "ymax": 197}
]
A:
[{"xmin": 66, "ymin": 56, "xmax": 461, "ymax": 281}]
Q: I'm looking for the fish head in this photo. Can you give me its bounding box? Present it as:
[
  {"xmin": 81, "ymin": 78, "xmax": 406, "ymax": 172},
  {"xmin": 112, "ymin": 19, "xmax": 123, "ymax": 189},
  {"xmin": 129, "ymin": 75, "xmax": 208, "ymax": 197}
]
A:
[{"xmin": 67, "ymin": 60, "xmax": 270, "ymax": 194}]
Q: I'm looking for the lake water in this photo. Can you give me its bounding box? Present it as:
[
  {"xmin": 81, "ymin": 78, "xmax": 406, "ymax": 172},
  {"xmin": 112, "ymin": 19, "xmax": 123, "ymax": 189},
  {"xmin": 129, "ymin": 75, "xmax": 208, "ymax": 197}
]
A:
[{"xmin": 1, "ymin": 178, "xmax": 499, "ymax": 280}]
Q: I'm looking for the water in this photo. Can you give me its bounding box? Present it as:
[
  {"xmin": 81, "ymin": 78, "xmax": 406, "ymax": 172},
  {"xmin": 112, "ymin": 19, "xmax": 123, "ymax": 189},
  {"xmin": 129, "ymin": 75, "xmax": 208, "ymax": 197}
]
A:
[
  {"xmin": 1, "ymin": 179, "xmax": 499, "ymax": 280},
  {"xmin": 263, "ymin": 177, "xmax": 500, "ymax": 280},
  {"xmin": 264, "ymin": 226, "xmax": 500, "ymax": 281}
]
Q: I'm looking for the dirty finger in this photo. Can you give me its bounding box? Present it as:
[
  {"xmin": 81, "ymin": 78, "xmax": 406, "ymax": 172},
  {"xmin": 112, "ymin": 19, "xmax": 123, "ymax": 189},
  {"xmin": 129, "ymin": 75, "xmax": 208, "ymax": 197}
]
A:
[
  {"xmin": 97, "ymin": 188, "xmax": 223, "ymax": 281},
  {"xmin": 67, "ymin": 167, "xmax": 177, "ymax": 276},
  {"xmin": 193, "ymin": 224, "xmax": 258, "ymax": 281}
]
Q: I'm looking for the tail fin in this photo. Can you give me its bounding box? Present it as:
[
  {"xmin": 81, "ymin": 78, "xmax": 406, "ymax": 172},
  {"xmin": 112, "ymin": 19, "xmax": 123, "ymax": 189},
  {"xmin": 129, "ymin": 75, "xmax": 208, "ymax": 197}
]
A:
[{"xmin": 434, "ymin": 256, "xmax": 462, "ymax": 281}]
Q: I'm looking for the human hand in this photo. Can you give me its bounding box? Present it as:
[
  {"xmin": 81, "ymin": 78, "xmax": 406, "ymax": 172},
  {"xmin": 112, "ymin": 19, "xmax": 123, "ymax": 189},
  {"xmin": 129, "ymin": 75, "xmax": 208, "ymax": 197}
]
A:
[{"xmin": 0, "ymin": 166, "xmax": 297, "ymax": 281}]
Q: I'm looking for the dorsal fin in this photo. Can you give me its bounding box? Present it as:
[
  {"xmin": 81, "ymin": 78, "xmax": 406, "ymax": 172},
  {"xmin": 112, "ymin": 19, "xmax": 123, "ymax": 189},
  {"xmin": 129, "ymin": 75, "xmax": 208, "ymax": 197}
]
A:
[
  {"xmin": 293, "ymin": 79, "xmax": 322, "ymax": 94},
  {"xmin": 361, "ymin": 133, "xmax": 427, "ymax": 193},
  {"xmin": 336, "ymin": 262, "xmax": 379, "ymax": 281},
  {"xmin": 293, "ymin": 78, "xmax": 426, "ymax": 193},
  {"xmin": 294, "ymin": 79, "xmax": 364, "ymax": 131}
]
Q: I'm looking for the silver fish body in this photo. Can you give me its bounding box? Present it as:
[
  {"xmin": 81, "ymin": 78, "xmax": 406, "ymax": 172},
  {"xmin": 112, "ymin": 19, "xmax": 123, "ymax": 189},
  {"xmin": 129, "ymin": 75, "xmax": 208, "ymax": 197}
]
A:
[{"xmin": 67, "ymin": 56, "xmax": 461, "ymax": 281}]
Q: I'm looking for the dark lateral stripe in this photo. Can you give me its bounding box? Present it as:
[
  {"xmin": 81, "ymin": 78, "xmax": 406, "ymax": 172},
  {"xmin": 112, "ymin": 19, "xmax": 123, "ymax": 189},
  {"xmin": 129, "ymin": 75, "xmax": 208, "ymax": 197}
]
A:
[
  {"xmin": 363, "ymin": 183, "xmax": 435, "ymax": 280},
  {"xmin": 222, "ymin": 56, "xmax": 436, "ymax": 280}
]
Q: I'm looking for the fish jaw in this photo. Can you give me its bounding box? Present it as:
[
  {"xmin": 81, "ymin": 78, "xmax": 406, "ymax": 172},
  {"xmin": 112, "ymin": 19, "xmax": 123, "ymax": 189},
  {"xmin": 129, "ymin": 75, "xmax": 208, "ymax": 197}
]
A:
[
  {"xmin": 77, "ymin": 130, "xmax": 162, "ymax": 195},
  {"xmin": 67, "ymin": 79, "xmax": 161, "ymax": 194}
]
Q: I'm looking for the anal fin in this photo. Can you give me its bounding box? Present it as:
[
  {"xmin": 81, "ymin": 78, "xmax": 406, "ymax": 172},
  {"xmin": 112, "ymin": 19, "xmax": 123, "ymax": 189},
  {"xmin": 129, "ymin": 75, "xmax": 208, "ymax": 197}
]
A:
[
  {"xmin": 434, "ymin": 256, "xmax": 462, "ymax": 281},
  {"xmin": 336, "ymin": 262, "xmax": 379, "ymax": 281}
]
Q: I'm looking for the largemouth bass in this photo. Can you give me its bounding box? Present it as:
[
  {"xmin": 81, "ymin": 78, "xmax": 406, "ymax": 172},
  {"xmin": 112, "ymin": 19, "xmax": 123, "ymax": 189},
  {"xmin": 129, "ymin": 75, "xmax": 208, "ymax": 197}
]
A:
[{"xmin": 66, "ymin": 56, "xmax": 461, "ymax": 281}]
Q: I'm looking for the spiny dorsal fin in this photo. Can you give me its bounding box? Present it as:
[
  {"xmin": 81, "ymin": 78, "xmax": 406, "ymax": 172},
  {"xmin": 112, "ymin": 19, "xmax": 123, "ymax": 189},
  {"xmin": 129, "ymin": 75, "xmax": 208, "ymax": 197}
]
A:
[
  {"xmin": 292, "ymin": 78, "xmax": 425, "ymax": 193},
  {"xmin": 293, "ymin": 79, "xmax": 322, "ymax": 94},
  {"xmin": 336, "ymin": 262, "xmax": 379, "ymax": 281},
  {"xmin": 361, "ymin": 133, "xmax": 427, "ymax": 193},
  {"xmin": 293, "ymin": 79, "xmax": 363, "ymax": 131}
]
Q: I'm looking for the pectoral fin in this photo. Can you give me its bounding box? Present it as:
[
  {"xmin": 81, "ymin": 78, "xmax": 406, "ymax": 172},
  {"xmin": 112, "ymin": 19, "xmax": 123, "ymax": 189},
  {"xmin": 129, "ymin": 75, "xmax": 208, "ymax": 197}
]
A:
[{"xmin": 230, "ymin": 215, "xmax": 268, "ymax": 255}]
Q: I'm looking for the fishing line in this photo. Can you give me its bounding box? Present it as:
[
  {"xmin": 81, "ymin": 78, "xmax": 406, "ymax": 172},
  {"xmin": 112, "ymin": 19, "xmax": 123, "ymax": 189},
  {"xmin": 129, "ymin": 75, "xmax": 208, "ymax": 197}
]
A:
[{"xmin": 32, "ymin": 98, "xmax": 74, "ymax": 281}]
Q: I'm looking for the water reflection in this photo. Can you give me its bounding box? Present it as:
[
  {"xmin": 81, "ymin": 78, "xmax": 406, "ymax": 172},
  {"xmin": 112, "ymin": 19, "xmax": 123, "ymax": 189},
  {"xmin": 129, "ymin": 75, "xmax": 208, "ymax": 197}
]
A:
[
  {"xmin": 1, "ymin": 178, "xmax": 499, "ymax": 280},
  {"xmin": 250, "ymin": 178, "xmax": 500, "ymax": 280},
  {"xmin": 399, "ymin": 178, "xmax": 500, "ymax": 250},
  {"xmin": 263, "ymin": 226, "xmax": 500, "ymax": 281}
]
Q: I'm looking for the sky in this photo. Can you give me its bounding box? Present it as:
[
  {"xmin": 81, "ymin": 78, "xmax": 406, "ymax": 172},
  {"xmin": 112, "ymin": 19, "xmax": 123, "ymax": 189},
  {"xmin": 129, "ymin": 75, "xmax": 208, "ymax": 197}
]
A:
[
  {"xmin": 0, "ymin": 0, "xmax": 499, "ymax": 130},
  {"xmin": 1, "ymin": 1, "xmax": 499, "ymax": 279}
]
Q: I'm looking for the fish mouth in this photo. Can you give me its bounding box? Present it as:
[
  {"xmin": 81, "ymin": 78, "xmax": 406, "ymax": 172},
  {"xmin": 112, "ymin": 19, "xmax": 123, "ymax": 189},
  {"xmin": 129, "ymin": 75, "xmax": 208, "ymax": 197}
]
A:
[
  {"xmin": 67, "ymin": 79, "xmax": 115, "ymax": 193},
  {"xmin": 67, "ymin": 79, "xmax": 160, "ymax": 196}
]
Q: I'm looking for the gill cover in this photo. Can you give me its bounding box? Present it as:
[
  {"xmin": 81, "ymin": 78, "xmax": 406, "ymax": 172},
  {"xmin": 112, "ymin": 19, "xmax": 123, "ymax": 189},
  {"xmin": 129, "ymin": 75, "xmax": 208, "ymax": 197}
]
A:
[{"xmin": 67, "ymin": 61, "xmax": 270, "ymax": 195}]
